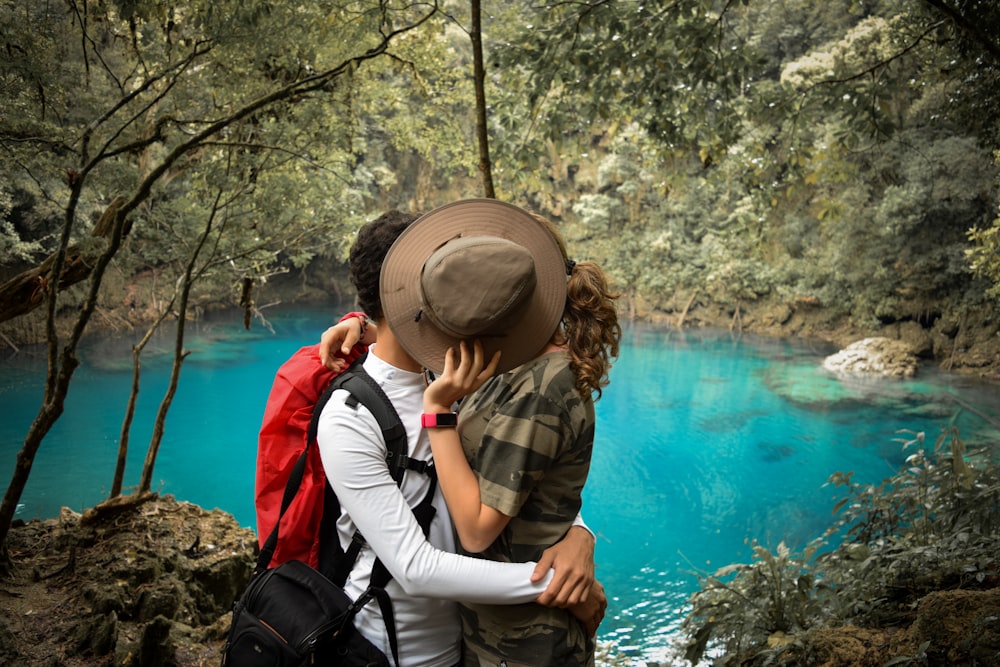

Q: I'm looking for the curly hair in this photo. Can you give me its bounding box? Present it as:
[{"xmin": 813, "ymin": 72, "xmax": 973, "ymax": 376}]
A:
[
  {"xmin": 563, "ymin": 261, "xmax": 621, "ymax": 399},
  {"xmin": 348, "ymin": 210, "xmax": 419, "ymax": 321},
  {"xmin": 532, "ymin": 214, "xmax": 621, "ymax": 399}
]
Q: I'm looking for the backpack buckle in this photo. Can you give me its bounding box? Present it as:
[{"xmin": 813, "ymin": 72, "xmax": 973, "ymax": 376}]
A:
[{"xmin": 397, "ymin": 454, "xmax": 429, "ymax": 474}]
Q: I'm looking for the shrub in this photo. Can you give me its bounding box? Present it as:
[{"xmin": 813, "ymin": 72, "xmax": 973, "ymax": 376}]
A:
[{"xmin": 682, "ymin": 424, "xmax": 1000, "ymax": 664}]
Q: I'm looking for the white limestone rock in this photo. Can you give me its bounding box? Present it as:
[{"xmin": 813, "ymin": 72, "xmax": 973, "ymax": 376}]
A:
[{"xmin": 822, "ymin": 337, "xmax": 919, "ymax": 378}]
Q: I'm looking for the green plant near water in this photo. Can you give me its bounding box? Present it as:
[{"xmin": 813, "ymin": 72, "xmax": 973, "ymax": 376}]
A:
[{"xmin": 682, "ymin": 423, "xmax": 1000, "ymax": 665}]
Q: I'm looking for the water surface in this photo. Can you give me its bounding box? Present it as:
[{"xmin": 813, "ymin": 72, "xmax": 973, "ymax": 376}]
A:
[{"xmin": 2, "ymin": 307, "xmax": 997, "ymax": 662}]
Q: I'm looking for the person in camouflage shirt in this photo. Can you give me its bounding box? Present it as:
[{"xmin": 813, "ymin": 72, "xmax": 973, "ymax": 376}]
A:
[
  {"xmin": 378, "ymin": 200, "xmax": 620, "ymax": 667},
  {"xmin": 450, "ymin": 349, "xmax": 599, "ymax": 667}
]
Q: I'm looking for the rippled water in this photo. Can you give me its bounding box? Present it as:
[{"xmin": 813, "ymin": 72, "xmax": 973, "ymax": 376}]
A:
[{"xmin": 2, "ymin": 307, "xmax": 998, "ymax": 663}]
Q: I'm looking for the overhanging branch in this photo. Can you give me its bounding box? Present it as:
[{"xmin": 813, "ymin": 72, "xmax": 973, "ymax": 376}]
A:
[{"xmin": 922, "ymin": 0, "xmax": 1000, "ymax": 62}]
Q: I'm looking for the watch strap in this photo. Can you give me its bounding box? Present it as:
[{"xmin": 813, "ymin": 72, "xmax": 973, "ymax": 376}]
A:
[{"xmin": 421, "ymin": 412, "xmax": 458, "ymax": 428}]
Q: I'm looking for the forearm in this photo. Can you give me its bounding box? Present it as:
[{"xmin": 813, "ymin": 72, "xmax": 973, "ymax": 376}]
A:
[
  {"xmin": 332, "ymin": 467, "xmax": 545, "ymax": 602},
  {"xmin": 318, "ymin": 406, "xmax": 548, "ymax": 602},
  {"xmin": 422, "ymin": 342, "xmax": 509, "ymax": 551},
  {"xmin": 319, "ymin": 312, "xmax": 377, "ymax": 369},
  {"xmin": 337, "ymin": 311, "xmax": 373, "ymax": 346},
  {"xmin": 425, "ymin": 425, "xmax": 507, "ymax": 553}
]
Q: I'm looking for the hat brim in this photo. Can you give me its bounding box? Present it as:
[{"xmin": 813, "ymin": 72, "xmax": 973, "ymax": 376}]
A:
[{"xmin": 380, "ymin": 199, "xmax": 567, "ymax": 375}]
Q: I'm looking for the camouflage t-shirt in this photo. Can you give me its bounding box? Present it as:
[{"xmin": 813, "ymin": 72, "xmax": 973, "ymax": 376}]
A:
[{"xmin": 456, "ymin": 351, "xmax": 596, "ymax": 667}]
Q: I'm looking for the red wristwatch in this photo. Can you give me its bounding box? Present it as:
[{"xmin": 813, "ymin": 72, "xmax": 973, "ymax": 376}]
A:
[{"xmin": 421, "ymin": 413, "xmax": 458, "ymax": 428}]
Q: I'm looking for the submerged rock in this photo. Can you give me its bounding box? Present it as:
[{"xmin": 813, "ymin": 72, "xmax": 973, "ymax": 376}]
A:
[{"xmin": 823, "ymin": 337, "xmax": 919, "ymax": 378}]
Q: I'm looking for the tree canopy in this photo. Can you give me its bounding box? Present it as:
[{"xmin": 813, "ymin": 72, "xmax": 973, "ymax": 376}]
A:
[{"xmin": 3, "ymin": 0, "xmax": 1000, "ymax": 324}]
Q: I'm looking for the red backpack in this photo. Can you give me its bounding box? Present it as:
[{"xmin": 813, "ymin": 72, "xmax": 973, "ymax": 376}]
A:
[{"xmin": 254, "ymin": 314, "xmax": 366, "ymax": 569}]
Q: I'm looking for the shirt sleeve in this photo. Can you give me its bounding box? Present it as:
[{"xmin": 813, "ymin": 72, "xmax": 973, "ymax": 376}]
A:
[
  {"xmin": 317, "ymin": 391, "xmax": 552, "ymax": 604},
  {"xmin": 572, "ymin": 512, "xmax": 593, "ymax": 538},
  {"xmin": 473, "ymin": 392, "xmax": 566, "ymax": 517}
]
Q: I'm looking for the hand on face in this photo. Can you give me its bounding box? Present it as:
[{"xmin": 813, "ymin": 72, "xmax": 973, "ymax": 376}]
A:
[{"xmin": 423, "ymin": 340, "xmax": 501, "ymax": 413}]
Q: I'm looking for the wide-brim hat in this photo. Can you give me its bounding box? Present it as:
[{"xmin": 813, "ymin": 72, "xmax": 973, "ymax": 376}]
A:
[{"xmin": 380, "ymin": 199, "xmax": 568, "ymax": 375}]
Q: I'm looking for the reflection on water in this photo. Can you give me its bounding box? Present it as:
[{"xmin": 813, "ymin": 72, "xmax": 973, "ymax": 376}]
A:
[{"xmin": 2, "ymin": 310, "xmax": 999, "ymax": 664}]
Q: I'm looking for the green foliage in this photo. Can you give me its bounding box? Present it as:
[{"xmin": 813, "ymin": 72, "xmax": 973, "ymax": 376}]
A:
[
  {"xmin": 702, "ymin": 233, "xmax": 776, "ymax": 303},
  {"xmin": 819, "ymin": 427, "xmax": 1000, "ymax": 614},
  {"xmin": 0, "ymin": 188, "xmax": 43, "ymax": 261},
  {"xmin": 912, "ymin": 0, "xmax": 1000, "ymax": 144},
  {"xmin": 469, "ymin": 0, "xmax": 1000, "ymax": 327},
  {"xmin": 490, "ymin": 0, "xmax": 758, "ymax": 151},
  {"xmin": 966, "ymin": 163, "xmax": 1000, "ymax": 303},
  {"xmin": 682, "ymin": 540, "xmax": 825, "ymax": 664},
  {"xmin": 682, "ymin": 424, "xmax": 1000, "ymax": 664},
  {"xmin": 0, "ymin": 1, "xmax": 462, "ymax": 308},
  {"xmin": 967, "ymin": 219, "xmax": 1000, "ymax": 303},
  {"xmin": 3, "ymin": 0, "xmax": 1000, "ymax": 331}
]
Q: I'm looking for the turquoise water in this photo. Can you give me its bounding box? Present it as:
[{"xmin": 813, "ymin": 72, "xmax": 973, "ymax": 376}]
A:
[{"xmin": 2, "ymin": 307, "xmax": 998, "ymax": 662}]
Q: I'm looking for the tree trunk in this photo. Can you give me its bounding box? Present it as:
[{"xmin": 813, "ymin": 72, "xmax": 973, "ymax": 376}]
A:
[
  {"xmin": 677, "ymin": 288, "xmax": 700, "ymax": 330},
  {"xmin": 111, "ymin": 305, "xmax": 175, "ymax": 498},
  {"xmin": 138, "ymin": 192, "xmax": 219, "ymax": 493},
  {"xmin": 0, "ymin": 197, "xmax": 124, "ymax": 326},
  {"xmin": 470, "ymin": 0, "xmax": 495, "ymax": 199},
  {"xmin": 730, "ymin": 301, "xmax": 743, "ymax": 335}
]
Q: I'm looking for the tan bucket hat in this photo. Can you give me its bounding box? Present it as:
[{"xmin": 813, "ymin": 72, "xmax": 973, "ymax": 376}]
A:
[{"xmin": 379, "ymin": 199, "xmax": 568, "ymax": 374}]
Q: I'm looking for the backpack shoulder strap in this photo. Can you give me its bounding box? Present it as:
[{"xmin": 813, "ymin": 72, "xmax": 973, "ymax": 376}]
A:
[
  {"xmin": 317, "ymin": 356, "xmax": 437, "ymax": 667},
  {"xmin": 316, "ymin": 356, "xmax": 438, "ymax": 572},
  {"xmin": 325, "ymin": 362, "xmax": 409, "ymax": 485}
]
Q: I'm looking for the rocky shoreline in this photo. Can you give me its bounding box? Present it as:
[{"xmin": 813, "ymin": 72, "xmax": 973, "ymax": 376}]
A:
[
  {"xmin": 1, "ymin": 494, "xmax": 255, "ymax": 666},
  {"xmin": 3, "ymin": 494, "xmax": 999, "ymax": 666},
  {"xmin": 642, "ymin": 297, "xmax": 1000, "ymax": 380},
  {"xmin": 1, "ymin": 283, "xmax": 998, "ymax": 379}
]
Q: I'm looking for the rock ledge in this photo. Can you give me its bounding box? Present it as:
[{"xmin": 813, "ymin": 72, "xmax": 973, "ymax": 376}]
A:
[{"xmin": 823, "ymin": 337, "xmax": 919, "ymax": 378}]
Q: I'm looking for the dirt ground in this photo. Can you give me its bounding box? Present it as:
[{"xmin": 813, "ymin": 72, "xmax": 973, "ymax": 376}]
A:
[
  {"xmin": 2, "ymin": 495, "xmax": 999, "ymax": 666},
  {"xmin": 0, "ymin": 493, "xmax": 255, "ymax": 667}
]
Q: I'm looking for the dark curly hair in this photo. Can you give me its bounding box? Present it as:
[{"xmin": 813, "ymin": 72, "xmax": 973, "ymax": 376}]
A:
[{"xmin": 348, "ymin": 210, "xmax": 419, "ymax": 321}]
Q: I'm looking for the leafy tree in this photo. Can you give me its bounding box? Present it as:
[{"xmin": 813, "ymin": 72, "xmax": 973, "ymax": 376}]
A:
[
  {"xmin": 455, "ymin": 0, "xmax": 1000, "ymax": 329},
  {"xmin": 0, "ymin": 0, "xmax": 441, "ymax": 557},
  {"xmin": 966, "ymin": 187, "xmax": 1000, "ymax": 305}
]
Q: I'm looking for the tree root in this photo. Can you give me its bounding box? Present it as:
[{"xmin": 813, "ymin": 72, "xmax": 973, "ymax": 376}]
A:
[{"xmin": 80, "ymin": 490, "xmax": 159, "ymax": 527}]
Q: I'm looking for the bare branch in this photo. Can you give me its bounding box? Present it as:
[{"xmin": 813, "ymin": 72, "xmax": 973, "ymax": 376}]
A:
[
  {"xmin": 921, "ymin": 0, "xmax": 1000, "ymax": 62},
  {"xmin": 801, "ymin": 21, "xmax": 944, "ymax": 92}
]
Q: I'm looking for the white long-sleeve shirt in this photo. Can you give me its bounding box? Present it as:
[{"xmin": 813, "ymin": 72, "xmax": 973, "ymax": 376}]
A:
[{"xmin": 317, "ymin": 349, "xmax": 550, "ymax": 667}]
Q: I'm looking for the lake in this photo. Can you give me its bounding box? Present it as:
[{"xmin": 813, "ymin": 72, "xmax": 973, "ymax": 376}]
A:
[{"xmin": 2, "ymin": 306, "xmax": 998, "ymax": 663}]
